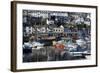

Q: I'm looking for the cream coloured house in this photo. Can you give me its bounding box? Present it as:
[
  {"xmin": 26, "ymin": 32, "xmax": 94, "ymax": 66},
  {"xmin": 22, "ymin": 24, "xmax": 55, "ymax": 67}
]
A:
[{"xmin": 53, "ymin": 25, "xmax": 64, "ymax": 33}]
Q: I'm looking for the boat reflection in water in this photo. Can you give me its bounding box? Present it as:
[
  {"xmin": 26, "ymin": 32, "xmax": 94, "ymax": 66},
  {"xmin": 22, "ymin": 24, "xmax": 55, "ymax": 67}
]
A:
[{"xmin": 23, "ymin": 36, "xmax": 91, "ymax": 62}]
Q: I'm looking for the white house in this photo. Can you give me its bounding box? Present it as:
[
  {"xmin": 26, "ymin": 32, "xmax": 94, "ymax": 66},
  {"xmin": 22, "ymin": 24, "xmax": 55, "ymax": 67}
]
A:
[
  {"xmin": 24, "ymin": 26, "xmax": 35, "ymax": 36},
  {"xmin": 46, "ymin": 19, "xmax": 54, "ymax": 25},
  {"xmin": 37, "ymin": 27, "xmax": 46, "ymax": 33},
  {"xmin": 25, "ymin": 26, "xmax": 33, "ymax": 34},
  {"xmin": 53, "ymin": 25, "xmax": 64, "ymax": 33},
  {"xmin": 84, "ymin": 18, "xmax": 91, "ymax": 25}
]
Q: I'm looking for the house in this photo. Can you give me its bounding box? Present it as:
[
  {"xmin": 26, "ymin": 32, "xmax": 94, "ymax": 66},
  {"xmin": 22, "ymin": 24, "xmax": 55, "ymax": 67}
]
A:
[
  {"xmin": 53, "ymin": 25, "xmax": 64, "ymax": 33},
  {"xmin": 24, "ymin": 26, "xmax": 35, "ymax": 36},
  {"xmin": 37, "ymin": 27, "xmax": 46, "ymax": 33},
  {"xmin": 49, "ymin": 12, "xmax": 68, "ymax": 17},
  {"xmin": 84, "ymin": 18, "xmax": 91, "ymax": 25},
  {"xmin": 46, "ymin": 19, "xmax": 54, "ymax": 25}
]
